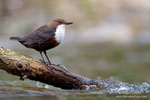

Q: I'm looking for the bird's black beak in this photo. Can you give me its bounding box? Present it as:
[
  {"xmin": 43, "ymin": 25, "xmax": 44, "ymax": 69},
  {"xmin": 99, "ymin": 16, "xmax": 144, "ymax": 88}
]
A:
[{"xmin": 66, "ymin": 22, "xmax": 73, "ymax": 25}]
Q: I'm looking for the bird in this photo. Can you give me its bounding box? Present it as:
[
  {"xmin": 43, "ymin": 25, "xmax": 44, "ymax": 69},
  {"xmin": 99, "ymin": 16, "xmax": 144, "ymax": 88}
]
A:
[{"xmin": 10, "ymin": 19, "xmax": 73, "ymax": 66}]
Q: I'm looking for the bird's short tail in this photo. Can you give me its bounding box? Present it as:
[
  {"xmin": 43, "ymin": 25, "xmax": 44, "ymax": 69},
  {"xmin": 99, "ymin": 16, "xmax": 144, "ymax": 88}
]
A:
[{"xmin": 10, "ymin": 37, "xmax": 21, "ymax": 41}]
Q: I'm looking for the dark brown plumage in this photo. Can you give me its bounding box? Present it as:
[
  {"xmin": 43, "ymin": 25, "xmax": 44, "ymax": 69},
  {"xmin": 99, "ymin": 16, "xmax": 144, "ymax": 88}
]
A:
[{"xmin": 10, "ymin": 19, "xmax": 73, "ymax": 65}]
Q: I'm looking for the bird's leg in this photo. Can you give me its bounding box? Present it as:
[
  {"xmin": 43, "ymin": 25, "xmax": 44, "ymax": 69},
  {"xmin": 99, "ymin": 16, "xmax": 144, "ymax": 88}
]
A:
[
  {"xmin": 40, "ymin": 51, "xmax": 46, "ymax": 63},
  {"xmin": 40, "ymin": 51, "xmax": 51, "ymax": 70},
  {"xmin": 44, "ymin": 51, "xmax": 59, "ymax": 66},
  {"xmin": 43, "ymin": 51, "xmax": 52, "ymax": 65}
]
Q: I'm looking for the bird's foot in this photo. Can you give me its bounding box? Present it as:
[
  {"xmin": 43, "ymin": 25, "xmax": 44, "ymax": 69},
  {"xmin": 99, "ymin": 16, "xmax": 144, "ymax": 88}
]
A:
[
  {"xmin": 39, "ymin": 59, "xmax": 57, "ymax": 66},
  {"xmin": 39, "ymin": 59, "xmax": 50, "ymax": 68},
  {"xmin": 47, "ymin": 63, "xmax": 61, "ymax": 68},
  {"xmin": 39, "ymin": 59, "xmax": 68, "ymax": 71}
]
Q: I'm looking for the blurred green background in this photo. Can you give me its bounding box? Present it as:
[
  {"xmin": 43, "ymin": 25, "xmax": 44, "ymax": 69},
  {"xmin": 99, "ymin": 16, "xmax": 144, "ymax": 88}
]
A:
[{"xmin": 0, "ymin": 0, "xmax": 150, "ymax": 90}]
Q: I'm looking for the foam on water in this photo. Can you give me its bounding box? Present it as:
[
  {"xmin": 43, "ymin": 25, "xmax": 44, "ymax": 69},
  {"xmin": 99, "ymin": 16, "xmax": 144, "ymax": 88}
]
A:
[{"xmin": 97, "ymin": 78, "xmax": 150, "ymax": 94}]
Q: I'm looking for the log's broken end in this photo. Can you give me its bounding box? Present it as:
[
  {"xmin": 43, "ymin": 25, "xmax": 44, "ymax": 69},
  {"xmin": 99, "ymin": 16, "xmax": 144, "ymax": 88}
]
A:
[{"xmin": 0, "ymin": 46, "xmax": 100, "ymax": 90}]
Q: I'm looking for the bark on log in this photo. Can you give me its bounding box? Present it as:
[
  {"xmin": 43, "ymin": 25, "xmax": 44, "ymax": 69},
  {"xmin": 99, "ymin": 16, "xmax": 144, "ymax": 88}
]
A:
[{"xmin": 0, "ymin": 46, "xmax": 99, "ymax": 90}]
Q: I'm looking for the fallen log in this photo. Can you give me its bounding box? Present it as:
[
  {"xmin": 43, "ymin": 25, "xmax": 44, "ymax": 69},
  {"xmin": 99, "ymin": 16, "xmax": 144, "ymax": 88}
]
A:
[{"xmin": 0, "ymin": 46, "xmax": 99, "ymax": 90}]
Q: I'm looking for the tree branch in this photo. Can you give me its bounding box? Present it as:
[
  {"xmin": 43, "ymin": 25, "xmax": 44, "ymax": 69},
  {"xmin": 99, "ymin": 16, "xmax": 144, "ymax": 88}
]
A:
[{"xmin": 0, "ymin": 46, "xmax": 99, "ymax": 90}]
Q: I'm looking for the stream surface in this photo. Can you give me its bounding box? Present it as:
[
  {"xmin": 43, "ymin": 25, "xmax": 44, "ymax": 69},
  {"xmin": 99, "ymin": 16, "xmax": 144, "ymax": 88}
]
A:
[{"xmin": 0, "ymin": 78, "xmax": 150, "ymax": 100}]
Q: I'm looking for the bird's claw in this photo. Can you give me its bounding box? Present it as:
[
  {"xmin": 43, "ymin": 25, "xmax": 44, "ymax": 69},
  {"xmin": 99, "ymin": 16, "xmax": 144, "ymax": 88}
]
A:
[{"xmin": 39, "ymin": 59, "xmax": 58, "ymax": 66}]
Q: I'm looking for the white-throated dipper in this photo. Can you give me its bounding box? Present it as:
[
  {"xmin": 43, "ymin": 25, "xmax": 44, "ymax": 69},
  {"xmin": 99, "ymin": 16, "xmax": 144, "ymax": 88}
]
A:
[{"xmin": 10, "ymin": 19, "xmax": 73, "ymax": 66}]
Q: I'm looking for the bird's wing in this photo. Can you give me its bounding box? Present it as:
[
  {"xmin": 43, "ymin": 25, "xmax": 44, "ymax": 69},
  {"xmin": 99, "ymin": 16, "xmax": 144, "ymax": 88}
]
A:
[
  {"xmin": 34, "ymin": 25, "xmax": 55, "ymax": 43},
  {"xmin": 21, "ymin": 25, "xmax": 55, "ymax": 47}
]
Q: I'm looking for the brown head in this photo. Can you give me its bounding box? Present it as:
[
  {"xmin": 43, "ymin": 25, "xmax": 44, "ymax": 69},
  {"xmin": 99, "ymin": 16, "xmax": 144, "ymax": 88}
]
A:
[{"xmin": 47, "ymin": 19, "xmax": 73, "ymax": 29}]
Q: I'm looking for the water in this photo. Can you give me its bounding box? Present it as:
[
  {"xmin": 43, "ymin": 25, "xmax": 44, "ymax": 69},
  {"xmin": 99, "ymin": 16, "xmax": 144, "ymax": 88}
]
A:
[{"xmin": 0, "ymin": 78, "xmax": 150, "ymax": 99}]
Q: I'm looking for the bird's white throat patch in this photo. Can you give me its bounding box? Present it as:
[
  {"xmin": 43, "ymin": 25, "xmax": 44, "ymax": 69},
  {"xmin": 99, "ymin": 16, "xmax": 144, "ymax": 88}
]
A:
[{"xmin": 55, "ymin": 24, "xmax": 66, "ymax": 43}]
